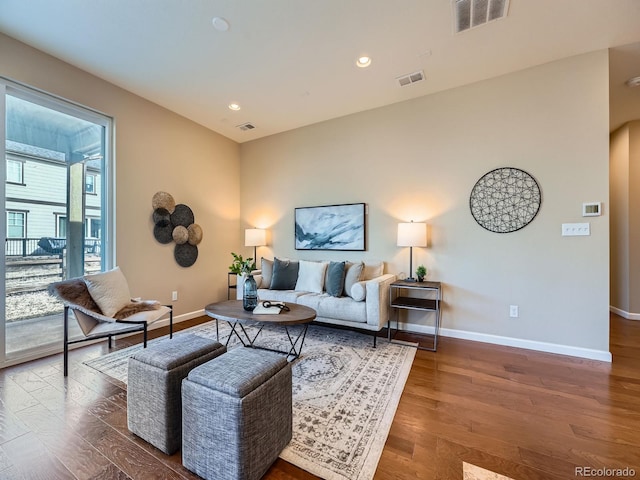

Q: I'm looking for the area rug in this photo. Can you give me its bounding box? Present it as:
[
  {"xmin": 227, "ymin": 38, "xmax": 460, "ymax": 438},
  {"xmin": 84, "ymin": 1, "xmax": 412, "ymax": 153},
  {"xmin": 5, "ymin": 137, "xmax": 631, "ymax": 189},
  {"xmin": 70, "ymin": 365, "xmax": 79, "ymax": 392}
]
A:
[{"xmin": 84, "ymin": 321, "xmax": 416, "ymax": 480}]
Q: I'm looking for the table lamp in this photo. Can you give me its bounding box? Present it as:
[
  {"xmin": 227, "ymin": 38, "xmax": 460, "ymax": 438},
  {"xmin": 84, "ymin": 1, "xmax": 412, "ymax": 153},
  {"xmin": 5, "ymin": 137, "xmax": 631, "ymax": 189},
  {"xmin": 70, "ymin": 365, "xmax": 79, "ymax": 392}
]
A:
[
  {"xmin": 397, "ymin": 221, "xmax": 427, "ymax": 282},
  {"xmin": 245, "ymin": 228, "xmax": 267, "ymax": 266}
]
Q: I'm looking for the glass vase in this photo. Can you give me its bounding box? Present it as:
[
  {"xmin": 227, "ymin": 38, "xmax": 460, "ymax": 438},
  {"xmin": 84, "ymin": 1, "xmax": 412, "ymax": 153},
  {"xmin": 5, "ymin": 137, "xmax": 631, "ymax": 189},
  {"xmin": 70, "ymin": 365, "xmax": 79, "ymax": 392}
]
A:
[{"xmin": 243, "ymin": 274, "xmax": 258, "ymax": 311}]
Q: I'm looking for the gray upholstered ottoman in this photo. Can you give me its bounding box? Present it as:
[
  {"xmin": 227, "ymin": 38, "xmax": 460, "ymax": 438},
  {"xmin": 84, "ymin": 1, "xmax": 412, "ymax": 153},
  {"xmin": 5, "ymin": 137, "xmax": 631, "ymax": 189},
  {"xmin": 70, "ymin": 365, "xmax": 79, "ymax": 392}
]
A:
[
  {"xmin": 127, "ymin": 333, "xmax": 226, "ymax": 455},
  {"xmin": 182, "ymin": 348, "xmax": 292, "ymax": 480}
]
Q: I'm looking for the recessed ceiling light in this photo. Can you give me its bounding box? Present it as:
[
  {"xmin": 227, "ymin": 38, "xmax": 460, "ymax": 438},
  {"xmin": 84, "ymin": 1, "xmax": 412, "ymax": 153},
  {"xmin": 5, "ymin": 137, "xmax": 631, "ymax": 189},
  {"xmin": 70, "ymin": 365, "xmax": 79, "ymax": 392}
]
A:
[
  {"xmin": 356, "ymin": 56, "xmax": 372, "ymax": 68},
  {"xmin": 626, "ymin": 76, "xmax": 640, "ymax": 88},
  {"xmin": 228, "ymin": 103, "xmax": 241, "ymax": 111},
  {"xmin": 212, "ymin": 17, "xmax": 229, "ymax": 32}
]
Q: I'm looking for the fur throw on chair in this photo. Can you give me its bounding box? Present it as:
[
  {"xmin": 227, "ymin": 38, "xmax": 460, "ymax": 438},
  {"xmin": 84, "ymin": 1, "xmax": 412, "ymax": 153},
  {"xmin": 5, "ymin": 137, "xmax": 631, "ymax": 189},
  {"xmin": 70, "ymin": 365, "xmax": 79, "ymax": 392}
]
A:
[{"xmin": 48, "ymin": 278, "xmax": 160, "ymax": 320}]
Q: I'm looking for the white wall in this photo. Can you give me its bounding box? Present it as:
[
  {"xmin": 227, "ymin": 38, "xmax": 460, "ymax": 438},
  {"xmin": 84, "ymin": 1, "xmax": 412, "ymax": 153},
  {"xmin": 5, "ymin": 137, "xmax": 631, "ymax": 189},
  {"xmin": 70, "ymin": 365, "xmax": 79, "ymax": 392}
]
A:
[{"xmin": 240, "ymin": 50, "xmax": 611, "ymax": 359}]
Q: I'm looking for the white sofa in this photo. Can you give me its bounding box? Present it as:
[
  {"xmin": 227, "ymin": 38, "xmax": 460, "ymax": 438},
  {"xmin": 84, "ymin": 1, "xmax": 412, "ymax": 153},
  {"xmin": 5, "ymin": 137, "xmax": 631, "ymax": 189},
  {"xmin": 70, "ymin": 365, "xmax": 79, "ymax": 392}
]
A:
[{"xmin": 236, "ymin": 259, "xmax": 396, "ymax": 341}]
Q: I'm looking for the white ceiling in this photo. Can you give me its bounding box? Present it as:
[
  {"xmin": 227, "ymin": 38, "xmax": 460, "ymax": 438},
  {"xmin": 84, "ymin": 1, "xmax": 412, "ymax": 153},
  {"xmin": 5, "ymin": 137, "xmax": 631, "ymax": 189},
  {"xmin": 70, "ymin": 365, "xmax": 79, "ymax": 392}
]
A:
[{"xmin": 1, "ymin": 0, "xmax": 640, "ymax": 143}]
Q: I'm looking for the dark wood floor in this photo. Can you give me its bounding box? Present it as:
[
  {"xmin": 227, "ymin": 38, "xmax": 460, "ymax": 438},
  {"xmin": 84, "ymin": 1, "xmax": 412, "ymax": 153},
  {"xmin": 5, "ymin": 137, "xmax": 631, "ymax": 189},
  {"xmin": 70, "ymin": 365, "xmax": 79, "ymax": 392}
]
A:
[{"xmin": 1, "ymin": 314, "xmax": 639, "ymax": 479}]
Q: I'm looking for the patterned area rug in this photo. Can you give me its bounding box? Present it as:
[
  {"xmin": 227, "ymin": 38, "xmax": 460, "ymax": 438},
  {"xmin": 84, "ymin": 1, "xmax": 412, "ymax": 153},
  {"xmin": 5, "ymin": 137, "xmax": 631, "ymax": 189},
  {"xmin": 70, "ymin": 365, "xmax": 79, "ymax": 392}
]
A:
[{"xmin": 84, "ymin": 321, "xmax": 416, "ymax": 480}]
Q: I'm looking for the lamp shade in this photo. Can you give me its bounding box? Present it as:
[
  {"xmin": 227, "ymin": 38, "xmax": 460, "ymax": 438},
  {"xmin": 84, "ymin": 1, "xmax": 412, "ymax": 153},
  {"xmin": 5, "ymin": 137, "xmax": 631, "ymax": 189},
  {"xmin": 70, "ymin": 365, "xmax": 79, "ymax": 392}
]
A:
[
  {"xmin": 397, "ymin": 222, "xmax": 427, "ymax": 247},
  {"xmin": 245, "ymin": 228, "xmax": 266, "ymax": 247}
]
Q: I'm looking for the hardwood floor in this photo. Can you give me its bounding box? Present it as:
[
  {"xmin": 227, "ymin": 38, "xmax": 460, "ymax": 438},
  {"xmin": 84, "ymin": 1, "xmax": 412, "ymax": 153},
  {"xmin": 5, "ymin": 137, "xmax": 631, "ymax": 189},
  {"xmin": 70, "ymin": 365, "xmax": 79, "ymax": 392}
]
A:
[{"xmin": 1, "ymin": 314, "xmax": 639, "ymax": 479}]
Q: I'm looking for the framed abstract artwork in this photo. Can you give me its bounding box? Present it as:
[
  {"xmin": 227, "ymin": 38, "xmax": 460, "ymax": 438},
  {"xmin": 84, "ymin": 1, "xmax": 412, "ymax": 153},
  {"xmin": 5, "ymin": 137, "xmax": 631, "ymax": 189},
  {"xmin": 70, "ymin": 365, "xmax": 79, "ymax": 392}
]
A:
[{"xmin": 295, "ymin": 203, "xmax": 366, "ymax": 250}]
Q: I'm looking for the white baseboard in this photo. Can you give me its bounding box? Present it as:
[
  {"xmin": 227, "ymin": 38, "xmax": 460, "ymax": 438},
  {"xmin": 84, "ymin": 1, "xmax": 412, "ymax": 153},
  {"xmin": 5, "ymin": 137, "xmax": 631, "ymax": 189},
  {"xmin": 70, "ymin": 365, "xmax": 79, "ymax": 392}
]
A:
[
  {"xmin": 610, "ymin": 306, "xmax": 640, "ymax": 320},
  {"xmin": 151, "ymin": 308, "xmax": 206, "ymax": 330},
  {"xmin": 396, "ymin": 321, "xmax": 612, "ymax": 363}
]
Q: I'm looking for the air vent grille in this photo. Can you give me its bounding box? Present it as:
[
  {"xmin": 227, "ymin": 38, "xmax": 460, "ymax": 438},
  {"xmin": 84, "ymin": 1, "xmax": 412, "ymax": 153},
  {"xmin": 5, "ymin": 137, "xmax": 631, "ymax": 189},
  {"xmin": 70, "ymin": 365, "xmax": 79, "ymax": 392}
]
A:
[
  {"xmin": 453, "ymin": 0, "xmax": 509, "ymax": 33},
  {"xmin": 236, "ymin": 122, "xmax": 256, "ymax": 131},
  {"xmin": 396, "ymin": 70, "xmax": 425, "ymax": 87}
]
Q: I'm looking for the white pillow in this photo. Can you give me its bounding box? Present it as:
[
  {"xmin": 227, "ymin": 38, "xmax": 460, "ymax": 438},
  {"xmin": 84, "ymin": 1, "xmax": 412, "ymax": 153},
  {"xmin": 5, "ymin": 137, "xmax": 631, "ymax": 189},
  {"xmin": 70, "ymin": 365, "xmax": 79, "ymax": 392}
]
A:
[
  {"xmin": 344, "ymin": 261, "xmax": 364, "ymax": 297},
  {"xmin": 350, "ymin": 281, "xmax": 367, "ymax": 302},
  {"xmin": 295, "ymin": 260, "xmax": 328, "ymax": 293},
  {"xmin": 84, "ymin": 267, "xmax": 132, "ymax": 317},
  {"xmin": 362, "ymin": 261, "xmax": 384, "ymax": 280}
]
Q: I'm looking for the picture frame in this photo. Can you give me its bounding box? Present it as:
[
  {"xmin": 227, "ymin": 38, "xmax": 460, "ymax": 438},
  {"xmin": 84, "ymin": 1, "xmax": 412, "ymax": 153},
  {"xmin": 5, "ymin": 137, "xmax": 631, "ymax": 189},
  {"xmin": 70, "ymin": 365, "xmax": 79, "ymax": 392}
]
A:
[{"xmin": 295, "ymin": 203, "xmax": 366, "ymax": 251}]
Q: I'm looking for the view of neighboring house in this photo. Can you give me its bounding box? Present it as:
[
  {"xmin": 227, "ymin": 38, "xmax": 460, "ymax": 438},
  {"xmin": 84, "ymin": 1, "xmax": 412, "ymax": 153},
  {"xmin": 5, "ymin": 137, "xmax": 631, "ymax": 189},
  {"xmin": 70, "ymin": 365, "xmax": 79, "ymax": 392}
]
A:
[{"xmin": 5, "ymin": 140, "xmax": 102, "ymax": 257}]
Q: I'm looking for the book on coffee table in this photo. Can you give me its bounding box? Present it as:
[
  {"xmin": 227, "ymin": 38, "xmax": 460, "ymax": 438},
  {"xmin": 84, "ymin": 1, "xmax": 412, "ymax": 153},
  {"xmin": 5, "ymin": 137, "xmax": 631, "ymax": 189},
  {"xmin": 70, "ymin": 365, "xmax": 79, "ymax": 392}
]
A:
[{"xmin": 252, "ymin": 302, "xmax": 285, "ymax": 314}]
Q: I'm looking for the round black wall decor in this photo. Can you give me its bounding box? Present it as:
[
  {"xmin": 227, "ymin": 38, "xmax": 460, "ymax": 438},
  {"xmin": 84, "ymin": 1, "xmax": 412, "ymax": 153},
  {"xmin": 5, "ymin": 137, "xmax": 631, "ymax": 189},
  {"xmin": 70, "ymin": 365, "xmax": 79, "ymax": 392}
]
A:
[
  {"xmin": 469, "ymin": 167, "xmax": 541, "ymax": 233},
  {"xmin": 151, "ymin": 191, "xmax": 203, "ymax": 267}
]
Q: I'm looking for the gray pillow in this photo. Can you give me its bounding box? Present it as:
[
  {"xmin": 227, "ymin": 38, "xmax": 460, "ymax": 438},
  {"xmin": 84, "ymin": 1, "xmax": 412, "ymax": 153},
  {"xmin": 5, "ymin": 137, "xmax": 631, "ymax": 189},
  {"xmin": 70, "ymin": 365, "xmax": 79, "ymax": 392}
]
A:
[
  {"xmin": 270, "ymin": 257, "xmax": 299, "ymax": 290},
  {"xmin": 343, "ymin": 261, "xmax": 364, "ymax": 298},
  {"xmin": 261, "ymin": 258, "xmax": 273, "ymax": 288},
  {"xmin": 325, "ymin": 261, "xmax": 346, "ymax": 297}
]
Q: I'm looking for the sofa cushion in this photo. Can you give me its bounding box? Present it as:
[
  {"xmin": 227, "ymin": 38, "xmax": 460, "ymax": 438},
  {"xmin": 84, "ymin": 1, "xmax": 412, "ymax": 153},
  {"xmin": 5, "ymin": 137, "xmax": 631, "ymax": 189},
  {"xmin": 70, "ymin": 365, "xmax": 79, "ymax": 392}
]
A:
[
  {"xmin": 261, "ymin": 258, "xmax": 273, "ymax": 288},
  {"xmin": 350, "ymin": 281, "xmax": 367, "ymax": 301},
  {"xmin": 295, "ymin": 260, "xmax": 328, "ymax": 293},
  {"xmin": 344, "ymin": 261, "xmax": 364, "ymax": 298},
  {"xmin": 325, "ymin": 261, "xmax": 346, "ymax": 297},
  {"xmin": 298, "ymin": 294, "xmax": 367, "ymax": 324},
  {"xmin": 270, "ymin": 258, "xmax": 299, "ymax": 290},
  {"xmin": 363, "ymin": 261, "xmax": 384, "ymax": 280},
  {"xmin": 257, "ymin": 289, "xmax": 310, "ymax": 303}
]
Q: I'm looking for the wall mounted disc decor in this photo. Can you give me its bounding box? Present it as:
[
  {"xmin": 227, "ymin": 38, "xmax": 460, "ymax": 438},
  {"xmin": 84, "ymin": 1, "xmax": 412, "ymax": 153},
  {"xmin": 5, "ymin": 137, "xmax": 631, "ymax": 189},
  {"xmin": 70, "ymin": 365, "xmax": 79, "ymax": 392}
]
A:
[
  {"xmin": 469, "ymin": 167, "xmax": 541, "ymax": 233},
  {"xmin": 151, "ymin": 191, "xmax": 203, "ymax": 267}
]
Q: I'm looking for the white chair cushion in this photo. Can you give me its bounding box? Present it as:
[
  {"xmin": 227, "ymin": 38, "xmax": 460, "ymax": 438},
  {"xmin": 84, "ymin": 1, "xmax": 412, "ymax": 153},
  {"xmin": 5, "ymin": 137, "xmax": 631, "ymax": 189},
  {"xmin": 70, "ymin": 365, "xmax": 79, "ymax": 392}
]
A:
[{"xmin": 84, "ymin": 267, "xmax": 132, "ymax": 317}]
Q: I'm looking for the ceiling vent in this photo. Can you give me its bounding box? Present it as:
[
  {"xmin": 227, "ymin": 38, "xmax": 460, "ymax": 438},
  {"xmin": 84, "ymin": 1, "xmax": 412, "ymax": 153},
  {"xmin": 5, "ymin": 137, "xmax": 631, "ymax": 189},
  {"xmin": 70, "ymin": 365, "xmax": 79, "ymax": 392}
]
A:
[
  {"xmin": 396, "ymin": 70, "xmax": 425, "ymax": 87},
  {"xmin": 453, "ymin": 0, "xmax": 509, "ymax": 33},
  {"xmin": 236, "ymin": 122, "xmax": 256, "ymax": 131}
]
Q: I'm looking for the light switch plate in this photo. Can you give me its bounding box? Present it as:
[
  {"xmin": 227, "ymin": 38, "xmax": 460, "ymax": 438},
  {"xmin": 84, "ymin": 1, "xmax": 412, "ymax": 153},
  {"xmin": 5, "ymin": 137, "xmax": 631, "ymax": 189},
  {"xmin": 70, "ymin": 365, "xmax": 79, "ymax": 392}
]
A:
[{"xmin": 562, "ymin": 223, "xmax": 590, "ymax": 236}]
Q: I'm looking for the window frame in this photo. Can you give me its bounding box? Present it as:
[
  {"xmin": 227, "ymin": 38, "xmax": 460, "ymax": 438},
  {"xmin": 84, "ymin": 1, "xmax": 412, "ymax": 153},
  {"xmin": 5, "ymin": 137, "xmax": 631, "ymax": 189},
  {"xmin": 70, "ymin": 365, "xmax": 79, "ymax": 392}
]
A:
[
  {"xmin": 6, "ymin": 209, "xmax": 27, "ymax": 238},
  {"xmin": 85, "ymin": 173, "xmax": 96, "ymax": 195},
  {"xmin": 2, "ymin": 77, "xmax": 115, "ymax": 272},
  {"xmin": 6, "ymin": 158, "xmax": 25, "ymax": 185}
]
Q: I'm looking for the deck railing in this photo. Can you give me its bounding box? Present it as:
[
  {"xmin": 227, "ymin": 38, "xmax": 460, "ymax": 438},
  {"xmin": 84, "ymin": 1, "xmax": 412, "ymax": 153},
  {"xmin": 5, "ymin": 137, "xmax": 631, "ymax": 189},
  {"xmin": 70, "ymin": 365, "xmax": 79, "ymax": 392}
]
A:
[{"xmin": 5, "ymin": 237, "xmax": 101, "ymax": 257}]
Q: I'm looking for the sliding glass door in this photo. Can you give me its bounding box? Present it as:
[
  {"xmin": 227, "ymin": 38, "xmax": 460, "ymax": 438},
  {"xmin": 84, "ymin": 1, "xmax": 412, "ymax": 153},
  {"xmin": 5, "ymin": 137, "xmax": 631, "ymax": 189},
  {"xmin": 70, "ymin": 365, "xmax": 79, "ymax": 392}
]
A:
[{"xmin": 1, "ymin": 79, "xmax": 114, "ymax": 367}]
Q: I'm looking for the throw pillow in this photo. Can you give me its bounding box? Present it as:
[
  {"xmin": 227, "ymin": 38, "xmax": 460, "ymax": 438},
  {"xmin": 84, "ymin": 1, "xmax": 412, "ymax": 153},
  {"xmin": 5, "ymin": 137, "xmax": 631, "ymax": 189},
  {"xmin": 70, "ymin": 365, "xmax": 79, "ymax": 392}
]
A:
[
  {"xmin": 343, "ymin": 261, "xmax": 364, "ymax": 298},
  {"xmin": 362, "ymin": 261, "xmax": 384, "ymax": 280},
  {"xmin": 270, "ymin": 257, "xmax": 300, "ymax": 290},
  {"xmin": 261, "ymin": 257, "xmax": 273, "ymax": 287},
  {"xmin": 350, "ymin": 281, "xmax": 367, "ymax": 301},
  {"xmin": 325, "ymin": 261, "xmax": 346, "ymax": 297},
  {"xmin": 84, "ymin": 267, "xmax": 132, "ymax": 317},
  {"xmin": 295, "ymin": 260, "xmax": 328, "ymax": 293}
]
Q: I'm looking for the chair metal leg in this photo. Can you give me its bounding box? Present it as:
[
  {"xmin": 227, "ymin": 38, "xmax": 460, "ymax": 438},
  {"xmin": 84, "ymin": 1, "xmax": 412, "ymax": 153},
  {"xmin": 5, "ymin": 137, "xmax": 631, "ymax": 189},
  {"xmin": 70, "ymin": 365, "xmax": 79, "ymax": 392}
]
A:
[
  {"xmin": 63, "ymin": 306, "xmax": 69, "ymax": 377},
  {"xmin": 143, "ymin": 323, "xmax": 148, "ymax": 347},
  {"xmin": 169, "ymin": 306, "xmax": 173, "ymax": 339},
  {"xmin": 373, "ymin": 332, "xmax": 377, "ymax": 348}
]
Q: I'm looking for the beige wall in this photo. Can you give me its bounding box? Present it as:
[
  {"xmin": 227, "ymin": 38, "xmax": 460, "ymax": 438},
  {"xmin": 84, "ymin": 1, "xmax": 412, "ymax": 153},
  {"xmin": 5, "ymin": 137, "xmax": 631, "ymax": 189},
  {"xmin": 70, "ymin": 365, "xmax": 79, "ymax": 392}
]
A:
[
  {"xmin": 0, "ymin": 32, "xmax": 612, "ymax": 357},
  {"xmin": 0, "ymin": 33, "xmax": 241, "ymax": 316},
  {"xmin": 611, "ymin": 120, "xmax": 640, "ymax": 315},
  {"xmin": 241, "ymin": 50, "xmax": 611, "ymax": 356}
]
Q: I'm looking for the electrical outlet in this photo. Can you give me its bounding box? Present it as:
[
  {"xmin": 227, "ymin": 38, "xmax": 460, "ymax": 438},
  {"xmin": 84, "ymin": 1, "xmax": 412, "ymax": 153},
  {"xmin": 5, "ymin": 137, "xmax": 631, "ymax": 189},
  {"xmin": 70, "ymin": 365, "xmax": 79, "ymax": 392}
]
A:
[
  {"xmin": 509, "ymin": 305, "xmax": 519, "ymax": 318},
  {"xmin": 172, "ymin": 291, "xmax": 178, "ymax": 301}
]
